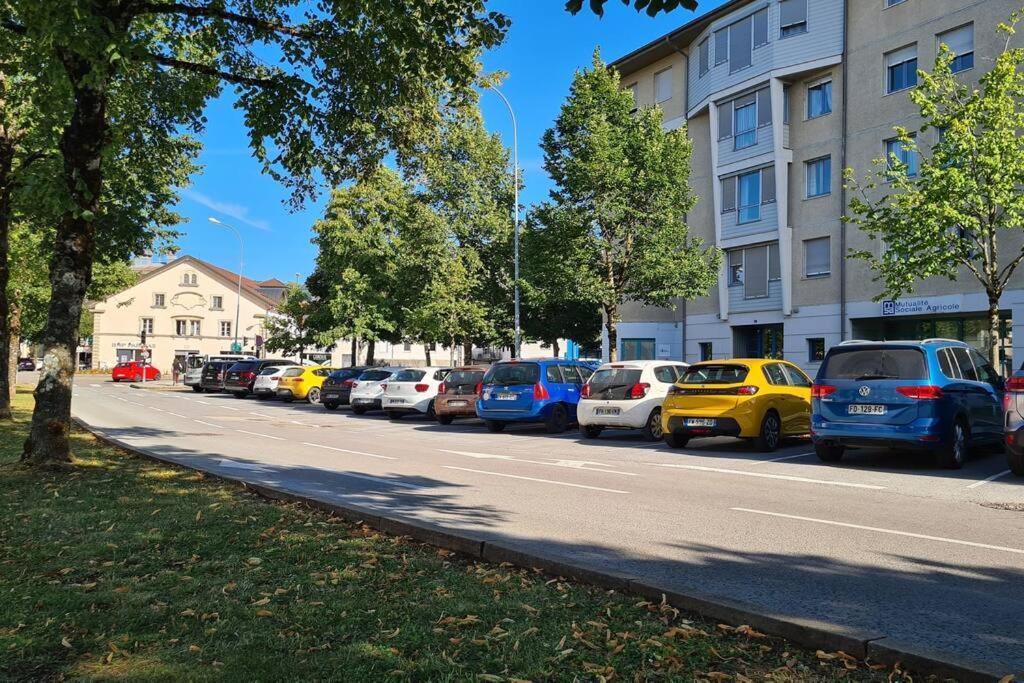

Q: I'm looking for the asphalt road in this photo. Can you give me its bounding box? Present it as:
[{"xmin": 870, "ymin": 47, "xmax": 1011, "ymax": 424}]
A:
[{"xmin": 65, "ymin": 377, "xmax": 1024, "ymax": 674}]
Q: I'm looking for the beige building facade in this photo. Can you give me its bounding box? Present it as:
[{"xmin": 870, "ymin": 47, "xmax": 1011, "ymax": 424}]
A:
[{"xmin": 612, "ymin": 0, "xmax": 1023, "ymax": 373}]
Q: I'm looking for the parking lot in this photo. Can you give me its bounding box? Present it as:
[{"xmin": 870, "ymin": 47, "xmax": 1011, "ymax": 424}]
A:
[{"xmin": 65, "ymin": 376, "xmax": 1024, "ymax": 672}]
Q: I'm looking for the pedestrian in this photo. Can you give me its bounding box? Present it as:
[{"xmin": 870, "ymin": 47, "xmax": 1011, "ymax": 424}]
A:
[{"xmin": 172, "ymin": 357, "xmax": 184, "ymax": 385}]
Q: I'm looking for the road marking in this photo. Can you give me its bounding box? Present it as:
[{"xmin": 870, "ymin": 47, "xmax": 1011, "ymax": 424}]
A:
[
  {"xmin": 195, "ymin": 400, "xmax": 210, "ymax": 405},
  {"xmin": 219, "ymin": 406, "xmax": 240, "ymax": 412},
  {"xmin": 167, "ymin": 411, "xmax": 189, "ymax": 419},
  {"xmin": 89, "ymin": 384, "xmax": 101, "ymax": 388},
  {"xmin": 442, "ymin": 466, "xmax": 630, "ymax": 494},
  {"xmin": 732, "ymin": 507, "xmax": 1024, "ymax": 556},
  {"xmin": 302, "ymin": 442, "xmax": 397, "ymax": 461},
  {"xmin": 439, "ymin": 449, "xmax": 513, "ymax": 460},
  {"xmin": 235, "ymin": 429, "xmax": 284, "ymax": 441},
  {"xmin": 437, "ymin": 449, "xmax": 637, "ymax": 476},
  {"xmin": 291, "ymin": 420, "xmax": 321, "ymax": 428},
  {"xmin": 249, "ymin": 412, "xmax": 273, "ymax": 418},
  {"xmin": 648, "ymin": 463, "xmax": 885, "ymax": 490},
  {"xmin": 193, "ymin": 419, "xmax": 226, "ymax": 429},
  {"xmin": 965, "ymin": 469, "xmax": 1012, "ymax": 489},
  {"xmin": 748, "ymin": 452, "xmax": 815, "ymax": 466},
  {"xmin": 149, "ymin": 407, "xmax": 165, "ymax": 413}
]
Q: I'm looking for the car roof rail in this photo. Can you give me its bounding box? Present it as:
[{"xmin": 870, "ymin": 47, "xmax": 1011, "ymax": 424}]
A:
[
  {"xmin": 838, "ymin": 339, "xmax": 874, "ymax": 345},
  {"xmin": 922, "ymin": 338, "xmax": 967, "ymax": 346}
]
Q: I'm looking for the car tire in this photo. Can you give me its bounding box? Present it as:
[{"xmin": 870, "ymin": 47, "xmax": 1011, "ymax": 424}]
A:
[
  {"xmin": 580, "ymin": 424, "xmax": 603, "ymax": 439},
  {"xmin": 814, "ymin": 443, "xmax": 845, "ymax": 462},
  {"xmin": 437, "ymin": 414, "xmax": 454, "ymax": 426},
  {"xmin": 545, "ymin": 404, "xmax": 569, "ymax": 434},
  {"xmin": 112, "ymin": 378, "xmax": 120, "ymax": 383},
  {"xmin": 426, "ymin": 400, "xmax": 436, "ymax": 420},
  {"xmin": 754, "ymin": 411, "xmax": 782, "ymax": 452},
  {"xmin": 1008, "ymin": 448, "xmax": 1024, "ymax": 476},
  {"xmin": 233, "ymin": 391, "xmax": 248, "ymax": 399},
  {"xmin": 935, "ymin": 418, "xmax": 968, "ymax": 469},
  {"xmin": 323, "ymin": 402, "xmax": 339, "ymax": 411},
  {"xmin": 255, "ymin": 394, "xmax": 271, "ymax": 400},
  {"xmin": 352, "ymin": 406, "xmax": 368, "ymax": 415},
  {"xmin": 281, "ymin": 395, "xmax": 294, "ymax": 403},
  {"xmin": 154, "ymin": 373, "xmax": 161, "ymax": 381},
  {"xmin": 191, "ymin": 386, "xmax": 203, "ymax": 393},
  {"xmin": 640, "ymin": 408, "xmax": 663, "ymax": 442},
  {"xmin": 485, "ymin": 420, "xmax": 505, "ymax": 433},
  {"xmin": 663, "ymin": 431, "xmax": 690, "ymax": 449},
  {"xmin": 307, "ymin": 388, "xmax": 321, "ymax": 405},
  {"xmin": 387, "ymin": 411, "xmax": 403, "ymax": 421},
  {"xmin": 133, "ymin": 374, "xmax": 142, "ymax": 383}
]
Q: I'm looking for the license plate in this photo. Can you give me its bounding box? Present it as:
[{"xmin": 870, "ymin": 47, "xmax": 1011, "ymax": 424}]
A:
[
  {"xmin": 353, "ymin": 398, "xmax": 371, "ymax": 404},
  {"xmin": 497, "ymin": 393, "xmax": 516, "ymax": 401},
  {"xmin": 848, "ymin": 404, "xmax": 886, "ymax": 415},
  {"xmin": 685, "ymin": 418, "xmax": 716, "ymax": 427},
  {"xmin": 595, "ymin": 407, "xmax": 621, "ymax": 416},
  {"xmin": 388, "ymin": 398, "xmax": 406, "ymax": 405},
  {"xmin": 448, "ymin": 400, "xmax": 468, "ymax": 407}
]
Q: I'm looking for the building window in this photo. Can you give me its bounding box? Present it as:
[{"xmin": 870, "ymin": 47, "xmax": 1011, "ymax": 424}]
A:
[
  {"xmin": 780, "ymin": 0, "xmax": 808, "ymax": 38},
  {"xmin": 752, "ymin": 8, "xmax": 768, "ymax": 47},
  {"xmin": 175, "ymin": 320, "xmax": 187, "ymax": 336},
  {"xmin": 808, "ymin": 338, "xmax": 826, "ymax": 362},
  {"xmin": 141, "ymin": 318, "xmax": 154, "ymax": 334},
  {"xmin": 807, "ymin": 79, "xmax": 832, "ymax": 118},
  {"xmin": 654, "ymin": 68, "xmax": 672, "ymax": 103},
  {"xmin": 886, "ymin": 136, "xmax": 919, "ymax": 176},
  {"xmin": 220, "ymin": 321, "xmax": 232, "ymax": 337},
  {"xmin": 621, "ymin": 339, "xmax": 656, "ymax": 361},
  {"xmin": 885, "ymin": 45, "xmax": 918, "ymax": 93},
  {"xmin": 768, "ymin": 242, "xmax": 781, "ymax": 281},
  {"xmin": 153, "ymin": 293, "xmax": 165, "ymax": 308},
  {"xmin": 628, "ymin": 82, "xmax": 639, "ymax": 111},
  {"xmin": 886, "ymin": 0, "xmax": 907, "ymax": 7},
  {"xmin": 729, "ymin": 13, "xmax": 753, "ymax": 73},
  {"xmin": 698, "ymin": 38, "xmax": 709, "ymax": 77},
  {"xmin": 804, "ymin": 237, "xmax": 831, "ymax": 277},
  {"xmin": 714, "ymin": 28, "xmax": 728, "ymax": 66},
  {"xmin": 738, "ymin": 170, "xmax": 762, "ymax": 223},
  {"xmin": 699, "ymin": 342, "xmax": 713, "ymax": 361},
  {"xmin": 403, "ymin": 340, "xmax": 412, "ymax": 352},
  {"xmin": 189, "ymin": 320, "xmax": 201, "ymax": 337},
  {"xmin": 806, "ymin": 156, "xmax": 831, "ymax": 198},
  {"xmin": 212, "ymin": 295, "xmax": 223, "ymax": 310},
  {"xmin": 938, "ymin": 24, "xmax": 974, "ymax": 73},
  {"xmin": 728, "ymin": 250, "xmax": 744, "ymax": 286},
  {"xmin": 728, "ymin": 243, "xmax": 780, "ymax": 300},
  {"xmin": 734, "ymin": 100, "xmax": 757, "ymax": 149}
]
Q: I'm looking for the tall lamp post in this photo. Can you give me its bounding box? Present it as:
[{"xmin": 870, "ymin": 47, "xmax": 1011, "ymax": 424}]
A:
[
  {"xmin": 488, "ymin": 85, "xmax": 521, "ymax": 359},
  {"xmin": 207, "ymin": 217, "xmax": 243, "ymax": 351}
]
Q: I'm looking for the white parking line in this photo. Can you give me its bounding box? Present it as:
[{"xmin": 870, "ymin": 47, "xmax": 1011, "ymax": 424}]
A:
[
  {"xmin": 249, "ymin": 412, "xmax": 272, "ymax": 418},
  {"xmin": 167, "ymin": 411, "xmax": 189, "ymax": 419},
  {"xmin": 193, "ymin": 420, "xmax": 226, "ymax": 429},
  {"xmin": 748, "ymin": 452, "xmax": 815, "ymax": 467},
  {"xmin": 648, "ymin": 463, "xmax": 886, "ymax": 490},
  {"xmin": 235, "ymin": 429, "xmax": 284, "ymax": 441},
  {"xmin": 89, "ymin": 384, "xmax": 101, "ymax": 388},
  {"xmin": 290, "ymin": 420, "xmax": 321, "ymax": 428},
  {"xmin": 965, "ymin": 470, "xmax": 1012, "ymax": 489},
  {"xmin": 218, "ymin": 406, "xmax": 240, "ymax": 412},
  {"xmin": 442, "ymin": 466, "xmax": 630, "ymax": 494},
  {"xmin": 195, "ymin": 400, "xmax": 210, "ymax": 405},
  {"xmin": 437, "ymin": 449, "xmax": 637, "ymax": 476},
  {"xmin": 733, "ymin": 507, "xmax": 1024, "ymax": 556},
  {"xmin": 302, "ymin": 442, "xmax": 397, "ymax": 461}
]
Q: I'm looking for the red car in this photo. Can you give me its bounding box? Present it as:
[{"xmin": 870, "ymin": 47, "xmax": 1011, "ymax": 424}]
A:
[{"xmin": 111, "ymin": 361, "xmax": 161, "ymax": 382}]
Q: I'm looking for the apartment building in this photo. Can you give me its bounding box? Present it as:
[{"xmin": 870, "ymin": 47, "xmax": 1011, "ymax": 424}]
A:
[{"xmin": 611, "ymin": 0, "xmax": 1022, "ymax": 373}]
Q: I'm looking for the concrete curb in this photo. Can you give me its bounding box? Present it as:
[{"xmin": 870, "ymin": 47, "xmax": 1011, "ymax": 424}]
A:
[{"xmin": 72, "ymin": 417, "xmax": 1009, "ymax": 682}]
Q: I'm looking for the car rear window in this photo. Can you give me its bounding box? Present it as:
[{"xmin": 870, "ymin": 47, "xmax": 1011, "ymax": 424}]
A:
[
  {"xmin": 258, "ymin": 366, "xmax": 281, "ymax": 376},
  {"xmin": 282, "ymin": 367, "xmax": 304, "ymax": 377},
  {"xmin": 483, "ymin": 363, "xmax": 541, "ymax": 386},
  {"xmin": 229, "ymin": 361, "xmax": 257, "ymax": 372},
  {"xmin": 358, "ymin": 370, "xmax": 393, "ymax": 382},
  {"xmin": 328, "ymin": 368, "xmax": 362, "ymax": 381},
  {"xmin": 820, "ymin": 347, "xmax": 927, "ymax": 380},
  {"xmin": 446, "ymin": 370, "xmax": 484, "ymax": 387},
  {"xmin": 394, "ymin": 369, "xmax": 426, "ymax": 382},
  {"xmin": 587, "ymin": 368, "xmax": 643, "ymax": 400},
  {"xmin": 116, "ymin": 362, "xmax": 131, "ymax": 368},
  {"xmin": 679, "ymin": 364, "xmax": 749, "ymax": 384}
]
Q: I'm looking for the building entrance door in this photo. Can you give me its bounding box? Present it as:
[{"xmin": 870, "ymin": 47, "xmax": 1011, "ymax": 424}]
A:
[{"xmin": 734, "ymin": 324, "xmax": 784, "ymax": 359}]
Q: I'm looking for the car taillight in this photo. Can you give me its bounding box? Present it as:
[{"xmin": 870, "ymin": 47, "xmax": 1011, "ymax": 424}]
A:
[
  {"xmin": 414, "ymin": 383, "xmax": 429, "ymax": 393},
  {"xmin": 380, "ymin": 383, "xmax": 387, "ymax": 391},
  {"xmin": 628, "ymin": 383, "xmax": 650, "ymax": 399},
  {"xmin": 896, "ymin": 385, "xmax": 943, "ymax": 400},
  {"xmin": 811, "ymin": 384, "xmax": 836, "ymax": 398},
  {"xmin": 340, "ymin": 378, "xmax": 352, "ymax": 388},
  {"xmin": 581, "ymin": 384, "xmax": 591, "ymax": 398},
  {"xmin": 474, "ymin": 382, "xmax": 483, "ymax": 395},
  {"xmin": 1006, "ymin": 376, "xmax": 1024, "ymax": 392},
  {"xmin": 736, "ymin": 385, "xmax": 759, "ymax": 396},
  {"xmin": 668, "ymin": 385, "xmax": 683, "ymax": 396},
  {"xmin": 533, "ymin": 383, "xmax": 550, "ymax": 401},
  {"xmin": 438, "ymin": 383, "xmax": 448, "ymax": 394}
]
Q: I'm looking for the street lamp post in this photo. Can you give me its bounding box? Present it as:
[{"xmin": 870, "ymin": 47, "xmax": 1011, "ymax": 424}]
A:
[
  {"xmin": 488, "ymin": 85, "xmax": 521, "ymax": 360},
  {"xmin": 207, "ymin": 217, "xmax": 243, "ymax": 351}
]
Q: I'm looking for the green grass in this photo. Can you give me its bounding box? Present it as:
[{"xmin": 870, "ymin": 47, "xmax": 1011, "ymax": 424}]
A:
[{"xmin": 0, "ymin": 389, "xmax": 894, "ymax": 681}]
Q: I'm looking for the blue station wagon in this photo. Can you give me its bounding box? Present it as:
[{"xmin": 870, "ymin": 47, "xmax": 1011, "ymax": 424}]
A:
[
  {"xmin": 811, "ymin": 340, "xmax": 1003, "ymax": 469},
  {"xmin": 476, "ymin": 359, "xmax": 594, "ymax": 433}
]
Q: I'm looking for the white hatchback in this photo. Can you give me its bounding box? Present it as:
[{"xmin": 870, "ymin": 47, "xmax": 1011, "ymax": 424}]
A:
[
  {"xmin": 577, "ymin": 360, "xmax": 689, "ymax": 440},
  {"xmin": 253, "ymin": 365, "xmax": 291, "ymax": 399},
  {"xmin": 382, "ymin": 366, "xmax": 451, "ymax": 419},
  {"xmin": 349, "ymin": 367, "xmax": 406, "ymax": 415}
]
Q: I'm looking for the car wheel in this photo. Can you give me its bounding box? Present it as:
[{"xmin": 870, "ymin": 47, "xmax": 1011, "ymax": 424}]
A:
[
  {"xmin": 545, "ymin": 404, "xmax": 569, "ymax": 434},
  {"xmin": 426, "ymin": 400, "xmax": 436, "ymax": 420},
  {"xmin": 755, "ymin": 411, "xmax": 781, "ymax": 452},
  {"xmin": 233, "ymin": 391, "xmax": 248, "ymax": 399},
  {"xmin": 437, "ymin": 414, "xmax": 454, "ymax": 426},
  {"xmin": 1008, "ymin": 448, "xmax": 1024, "ymax": 476},
  {"xmin": 580, "ymin": 424, "xmax": 603, "ymax": 439},
  {"xmin": 485, "ymin": 420, "xmax": 505, "ymax": 433},
  {"xmin": 640, "ymin": 408, "xmax": 663, "ymax": 442},
  {"xmin": 154, "ymin": 373, "xmax": 161, "ymax": 381},
  {"xmin": 112, "ymin": 378, "xmax": 120, "ymax": 383},
  {"xmin": 814, "ymin": 443, "xmax": 845, "ymax": 462},
  {"xmin": 387, "ymin": 411, "xmax": 403, "ymax": 421},
  {"xmin": 307, "ymin": 388, "xmax": 321, "ymax": 405},
  {"xmin": 663, "ymin": 431, "xmax": 689, "ymax": 449},
  {"xmin": 323, "ymin": 402, "xmax": 339, "ymax": 411},
  {"xmin": 352, "ymin": 406, "xmax": 368, "ymax": 415},
  {"xmin": 255, "ymin": 393, "xmax": 271, "ymax": 400},
  {"xmin": 191, "ymin": 386, "xmax": 203, "ymax": 393},
  {"xmin": 133, "ymin": 374, "xmax": 142, "ymax": 383},
  {"xmin": 936, "ymin": 418, "xmax": 968, "ymax": 469}
]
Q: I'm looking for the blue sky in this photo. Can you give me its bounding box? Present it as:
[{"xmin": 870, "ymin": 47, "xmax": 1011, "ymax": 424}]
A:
[{"xmin": 170, "ymin": 0, "xmax": 728, "ymax": 283}]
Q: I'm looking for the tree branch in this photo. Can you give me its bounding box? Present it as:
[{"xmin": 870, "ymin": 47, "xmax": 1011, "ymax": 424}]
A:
[
  {"xmin": 148, "ymin": 53, "xmax": 276, "ymax": 88},
  {"xmin": 130, "ymin": 2, "xmax": 309, "ymax": 38}
]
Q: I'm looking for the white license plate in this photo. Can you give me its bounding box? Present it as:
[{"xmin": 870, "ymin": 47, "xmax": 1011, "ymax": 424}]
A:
[
  {"xmin": 388, "ymin": 398, "xmax": 406, "ymax": 404},
  {"xmin": 685, "ymin": 418, "xmax": 716, "ymax": 427},
  {"xmin": 497, "ymin": 393, "xmax": 517, "ymax": 401},
  {"xmin": 353, "ymin": 398, "xmax": 372, "ymax": 404},
  {"xmin": 848, "ymin": 404, "xmax": 886, "ymax": 415},
  {"xmin": 448, "ymin": 400, "xmax": 468, "ymax": 407},
  {"xmin": 595, "ymin": 407, "xmax": 621, "ymax": 416}
]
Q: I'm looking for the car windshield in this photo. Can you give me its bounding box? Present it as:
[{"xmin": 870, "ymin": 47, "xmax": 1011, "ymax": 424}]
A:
[
  {"xmin": 446, "ymin": 370, "xmax": 484, "ymax": 387},
  {"xmin": 679, "ymin": 364, "xmax": 749, "ymax": 384},
  {"xmin": 393, "ymin": 369, "xmax": 426, "ymax": 382},
  {"xmin": 358, "ymin": 370, "xmax": 393, "ymax": 382},
  {"xmin": 820, "ymin": 347, "xmax": 927, "ymax": 380},
  {"xmin": 483, "ymin": 363, "xmax": 541, "ymax": 385},
  {"xmin": 116, "ymin": 362, "xmax": 132, "ymax": 368}
]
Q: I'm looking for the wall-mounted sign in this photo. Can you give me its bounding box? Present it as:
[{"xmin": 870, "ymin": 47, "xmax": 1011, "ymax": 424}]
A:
[
  {"xmin": 657, "ymin": 344, "xmax": 672, "ymax": 359},
  {"xmin": 881, "ymin": 298, "xmax": 962, "ymax": 317}
]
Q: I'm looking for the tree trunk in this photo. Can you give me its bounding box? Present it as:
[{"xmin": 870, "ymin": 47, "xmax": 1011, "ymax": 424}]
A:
[
  {"xmin": 549, "ymin": 338, "xmax": 560, "ymax": 359},
  {"xmin": 425, "ymin": 345, "xmax": 432, "ymax": 366},
  {"xmin": 23, "ymin": 54, "xmax": 108, "ymax": 466},
  {"xmin": 350, "ymin": 338, "xmax": 357, "ymax": 366},
  {"xmin": 988, "ymin": 292, "xmax": 1002, "ymax": 373},
  {"xmin": 0, "ymin": 164, "xmax": 12, "ymax": 420},
  {"xmin": 605, "ymin": 304, "xmax": 619, "ymax": 363},
  {"xmin": 365, "ymin": 339, "xmax": 375, "ymax": 366},
  {"xmin": 463, "ymin": 341, "xmax": 473, "ymax": 366},
  {"xmin": 7, "ymin": 303, "xmax": 20, "ymax": 401}
]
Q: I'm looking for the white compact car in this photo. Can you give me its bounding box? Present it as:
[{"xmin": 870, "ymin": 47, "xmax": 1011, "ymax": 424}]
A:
[
  {"xmin": 381, "ymin": 366, "xmax": 451, "ymax": 420},
  {"xmin": 253, "ymin": 365, "xmax": 291, "ymax": 399},
  {"xmin": 577, "ymin": 360, "xmax": 689, "ymax": 441},
  {"xmin": 349, "ymin": 367, "xmax": 406, "ymax": 415}
]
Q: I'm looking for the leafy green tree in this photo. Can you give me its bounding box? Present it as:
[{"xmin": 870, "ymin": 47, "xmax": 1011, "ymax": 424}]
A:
[
  {"xmin": 536, "ymin": 50, "xmax": 719, "ymax": 362},
  {"xmin": 566, "ymin": 0, "xmax": 698, "ymax": 17},
  {"xmin": 846, "ymin": 14, "xmax": 1024, "ymax": 369},
  {"xmin": 264, "ymin": 283, "xmax": 317, "ymax": 361}
]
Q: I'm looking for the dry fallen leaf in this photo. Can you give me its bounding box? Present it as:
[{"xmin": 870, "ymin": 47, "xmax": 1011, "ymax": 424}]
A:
[
  {"xmin": 246, "ymin": 557, "xmax": 262, "ymax": 566},
  {"xmin": 252, "ymin": 597, "xmax": 271, "ymax": 606},
  {"xmin": 189, "ymin": 645, "xmax": 201, "ymax": 653},
  {"xmin": 256, "ymin": 609, "xmax": 273, "ymax": 618},
  {"xmin": 61, "ymin": 637, "xmax": 72, "ymax": 649}
]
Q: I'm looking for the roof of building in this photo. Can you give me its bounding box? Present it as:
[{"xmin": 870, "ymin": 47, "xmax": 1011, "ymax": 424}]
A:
[
  {"xmin": 134, "ymin": 255, "xmax": 280, "ymax": 309},
  {"xmin": 610, "ymin": 0, "xmax": 754, "ymax": 75},
  {"xmin": 258, "ymin": 278, "xmax": 288, "ymax": 288}
]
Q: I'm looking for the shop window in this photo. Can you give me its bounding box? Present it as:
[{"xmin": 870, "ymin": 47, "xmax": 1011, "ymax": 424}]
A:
[{"xmin": 621, "ymin": 339, "xmax": 656, "ymax": 361}]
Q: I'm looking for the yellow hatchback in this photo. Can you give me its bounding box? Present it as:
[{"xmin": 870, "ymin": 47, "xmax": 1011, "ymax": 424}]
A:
[
  {"xmin": 276, "ymin": 366, "xmax": 336, "ymax": 404},
  {"xmin": 661, "ymin": 359, "xmax": 812, "ymax": 452}
]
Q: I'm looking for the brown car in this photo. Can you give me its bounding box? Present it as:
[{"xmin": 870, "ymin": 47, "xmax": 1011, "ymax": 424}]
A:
[{"xmin": 434, "ymin": 366, "xmax": 488, "ymax": 425}]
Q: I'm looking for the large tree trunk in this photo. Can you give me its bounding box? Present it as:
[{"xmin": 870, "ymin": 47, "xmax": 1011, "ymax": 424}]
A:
[
  {"xmin": 350, "ymin": 338, "xmax": 357, "ymax": 366},
  {"xmin": 365, "ymin": 339, "xmax": 375, "ymax": 366},
  {"xmin": 463, "ymin": 341, "xmax": 473, "ymax": 366},
  {"xmin": 7, "ymin": 303, "xmax": 20, "ymax": 402},
  {"xmin": 605, "ymin": 304, "xmax": 619, "ymax": 363},
  {"xmin": 425, "ymin": 345, "xmax": 432, "ymax": 366},
  {"xmin": 550, "ymin": 338, "xmax": 560, "ymax": 360},
  {"xmin": 988, "ymin": 292, "xmax": 1002, "ymax": 373},
  {"xmin": 0, "ymin": 168, "xmax": 12, "ymax": 420},
  {"xmin": 23, "ymin": 54, "xmax": 108, "ymax": 466}
]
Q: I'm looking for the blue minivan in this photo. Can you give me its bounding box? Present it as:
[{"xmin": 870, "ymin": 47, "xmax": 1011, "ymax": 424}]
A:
[
  {"xmin": 811, "ymin": 340, "xmax": 1003, "ymax": 469},
  {"xmin": 476, "ymin": 359, "xmax": 595, "ymax": 433}
]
